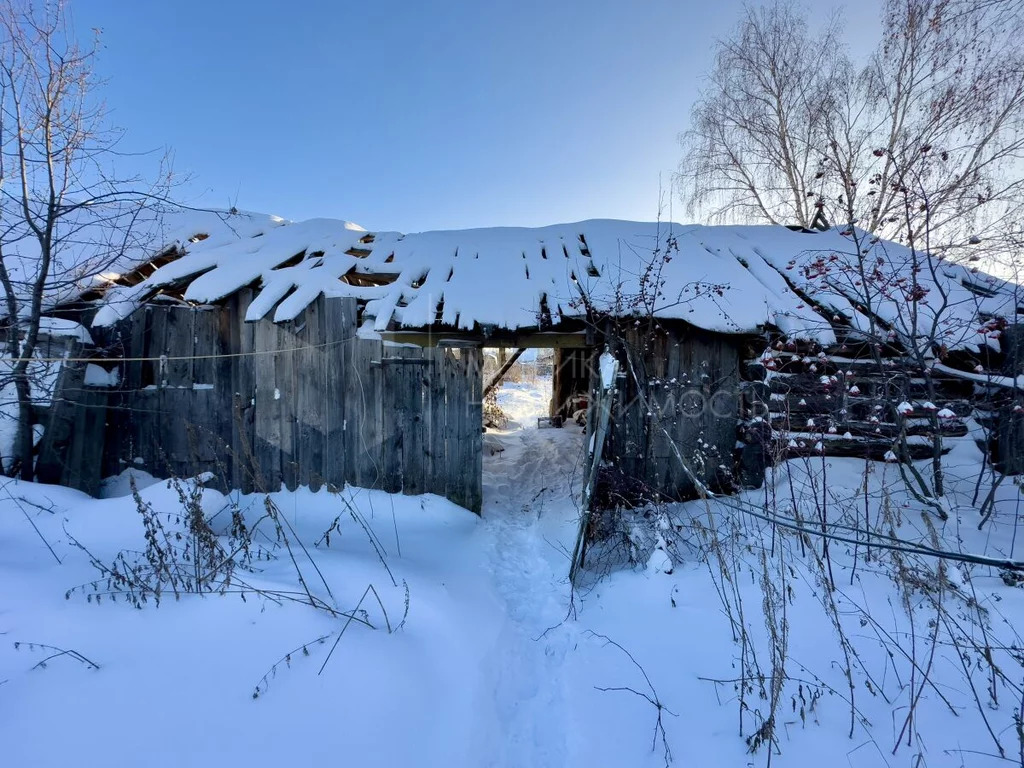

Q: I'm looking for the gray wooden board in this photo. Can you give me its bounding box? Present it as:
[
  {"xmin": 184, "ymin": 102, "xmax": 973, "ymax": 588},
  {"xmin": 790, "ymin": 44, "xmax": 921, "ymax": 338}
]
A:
[
  {"xmin": 426, "ymin": 348, "xmax": 448, "ymax": 497},
  {"xmin": 381, "ymin": 346, "xmax": 413, "ymax": 493},
  {"xmin": 347, "ymin": 336, "xmax": 383, "ymax": 489},
  {"xmin": 57, "ymin": 293, "xmax": 489, "ymax": 510},
  {"xmin": 322, "ymin": 297, "xmax": 353, "ymax": 490},
  {"xmin": 279, "ymin": 313, "xmax": 302, "ymax": 491},
  {"xmin": 465, "ymin": 348, "xmax": 483, "ymax": 512}
]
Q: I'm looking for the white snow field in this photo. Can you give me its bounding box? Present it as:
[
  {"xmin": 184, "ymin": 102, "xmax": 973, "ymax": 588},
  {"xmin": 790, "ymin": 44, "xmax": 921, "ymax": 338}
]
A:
[{"xmin": 4, "ymin": 377, "xmax": 1024, "ymax": 766}]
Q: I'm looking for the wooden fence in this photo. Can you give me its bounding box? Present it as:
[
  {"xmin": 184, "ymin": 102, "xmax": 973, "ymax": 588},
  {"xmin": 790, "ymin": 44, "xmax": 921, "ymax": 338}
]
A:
[{"xmin": 51, "ymin": 291, "xmax": 484, "ymax": 512}]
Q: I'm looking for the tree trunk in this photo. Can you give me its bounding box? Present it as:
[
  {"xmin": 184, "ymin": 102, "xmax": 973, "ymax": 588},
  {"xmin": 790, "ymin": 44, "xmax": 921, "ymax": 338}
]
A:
[{"xmin": 13, "ymin": 367, "xmax": 33, "ymax": 480}]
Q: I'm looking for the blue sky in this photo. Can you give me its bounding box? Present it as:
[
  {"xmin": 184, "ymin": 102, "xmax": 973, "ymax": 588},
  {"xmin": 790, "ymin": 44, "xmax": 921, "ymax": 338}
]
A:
[{"xmin": 74, "ymin": 0, "xmax": 879, "ymax": 233}]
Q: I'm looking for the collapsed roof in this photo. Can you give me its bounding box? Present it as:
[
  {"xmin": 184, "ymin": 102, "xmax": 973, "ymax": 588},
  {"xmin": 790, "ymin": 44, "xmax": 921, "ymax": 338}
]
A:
[{"xmin": 82, "ymin": 210, "xmax": 1019, "ymax": 353}]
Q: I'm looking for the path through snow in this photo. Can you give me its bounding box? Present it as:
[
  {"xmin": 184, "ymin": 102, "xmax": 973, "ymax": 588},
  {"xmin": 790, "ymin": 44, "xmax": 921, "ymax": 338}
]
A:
[{"xmin": 474, "ymin": 380, "xmax": 586, "ymax": 766}]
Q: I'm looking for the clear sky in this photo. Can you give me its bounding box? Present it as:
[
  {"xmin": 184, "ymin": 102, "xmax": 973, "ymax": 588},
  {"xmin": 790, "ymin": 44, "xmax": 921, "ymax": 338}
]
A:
[{"xmin": 73, "ymin": 0, "xmax": 880, "ymax": 233}]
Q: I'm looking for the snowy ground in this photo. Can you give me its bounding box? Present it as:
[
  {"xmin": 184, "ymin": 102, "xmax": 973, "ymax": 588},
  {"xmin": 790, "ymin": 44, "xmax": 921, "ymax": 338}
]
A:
[{"xmin": 4, "ymin": 377, "xmax": 1024, "ymax": 766}]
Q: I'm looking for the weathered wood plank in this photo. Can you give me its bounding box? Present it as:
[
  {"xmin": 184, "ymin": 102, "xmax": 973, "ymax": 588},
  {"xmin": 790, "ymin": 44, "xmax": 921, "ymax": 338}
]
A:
[
  {"xmin": 252, "ymin": 318, "xmax": 283, "ymax": 491},
  {"xmin": 464, "ymin": 347, "xmax": 483, "ymax": 513},
  {"xmin": 322, "ymin": 297, "xmax": 354, "ymax": 489},
  {"xmin": 426, "ymin": 347, "xmax": 448, "ymax": 497},
  {"xmin": 235, "ymin": 290, "xmax": 259, "ymax": 493},
  {"xmin": 126, "ymin": 310, "xmax": 146, "ymax": 389},
  {"xmin": 302, "ymin": 301, "xmax": 326, "ymax": 492},
  {"xmin": 347, "ymin": 337, "xmax": 383, "ymax": 489},
  {"xmin": 208, "ymin": 302, "xmax": 235, "ymax": 487},
  {"xmin": 147, "ymin": 305, "xmax": 168, "ymax": 388},
  {"xmin": 380, "ymin": 346, "xmax": 412, "ymax": 493},
  {"xmin": 403, "ymin": 347, "xmax": 428, "ymax": 496},
  {"xmin": 443, "ymin": 349, "xmax": 463, "ymax": 506},
  {"xmin": 276, "ymin": 315, "xmax": 299, "ymax": 492},
  {"xmin": 163, "ymin": 306, "xmax": 193, "ymax": 387}
]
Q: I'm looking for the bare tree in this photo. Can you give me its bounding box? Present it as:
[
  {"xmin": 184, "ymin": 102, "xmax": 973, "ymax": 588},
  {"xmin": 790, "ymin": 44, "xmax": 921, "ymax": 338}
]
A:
[
  {"xmin": 0, "ymin": 0, "xmax": 171, "ymax": 479},
  {"xmin": 679, "ymin": 0, "xmax": 1024, "ymax": 250},
  {"xmin": 838, "ymin": 0, "xmax": 1024, "ymax": 243},
  {"xmin": 679, "ymin": 2, "xmax": 843, "ymax": 229}
]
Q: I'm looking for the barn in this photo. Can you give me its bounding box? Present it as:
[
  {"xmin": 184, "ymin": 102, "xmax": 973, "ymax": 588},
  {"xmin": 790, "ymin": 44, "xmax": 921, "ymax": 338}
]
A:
[{"xmin": 29, "ymin": 211, "xmax": 1024, "ymax": 513}]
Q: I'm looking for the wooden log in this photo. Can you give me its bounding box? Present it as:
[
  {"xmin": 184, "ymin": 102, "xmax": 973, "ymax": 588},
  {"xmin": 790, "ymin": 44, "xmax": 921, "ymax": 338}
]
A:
[
  {"xmin": 771, "ymin": 416, "xmax": 968, "ymax": 439},
  {"xmin": 777, "ymin": 435, "xmax": 947, "ymax": 461},
  {"xmin": 482, "ymin": 347, "xmax": 526, "ymax": 398}
]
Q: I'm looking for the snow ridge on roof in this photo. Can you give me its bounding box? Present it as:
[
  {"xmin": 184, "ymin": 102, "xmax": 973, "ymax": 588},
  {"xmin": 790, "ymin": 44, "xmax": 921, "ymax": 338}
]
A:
[{"xmin": 90, "ymin": 212, "xmax": 1020, "ymax": 353}]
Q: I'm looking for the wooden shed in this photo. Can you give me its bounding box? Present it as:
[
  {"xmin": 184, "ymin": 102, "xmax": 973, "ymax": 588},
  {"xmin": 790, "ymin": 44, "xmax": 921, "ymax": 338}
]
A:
[
  {"xmin": 42, "ymin": 293, "xmax": 484, "ymax": 509},
  {"xmin": 31, "ymin": 212, "xmax": 1024, "ymax": 512}
]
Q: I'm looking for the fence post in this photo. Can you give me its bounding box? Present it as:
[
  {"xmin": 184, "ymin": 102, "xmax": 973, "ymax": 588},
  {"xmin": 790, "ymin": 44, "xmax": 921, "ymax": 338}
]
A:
[{"xmin": 569, "ymin": 350, "xmax": 619, "ymax": 584}]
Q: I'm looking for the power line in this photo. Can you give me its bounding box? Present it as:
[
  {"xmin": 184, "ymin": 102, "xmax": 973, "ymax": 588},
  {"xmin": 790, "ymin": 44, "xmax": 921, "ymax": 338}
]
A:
[
  {"xmin": 713, "ymin": 494, "xmax": 1024, "ymax": 572},
  {"xmin": 0, "ymin": 334, "xmax": 363, "ymax": 364}
]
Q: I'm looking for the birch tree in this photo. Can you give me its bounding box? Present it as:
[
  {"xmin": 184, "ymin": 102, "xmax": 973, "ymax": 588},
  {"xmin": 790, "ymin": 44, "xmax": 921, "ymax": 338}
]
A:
[
  {"xmin": 679, "ymin": 0, "xmax": 1024, "ymax": 248},
  {"xmin": 679, "ymin": 2, "xmax": 844, "ymax": 228}
]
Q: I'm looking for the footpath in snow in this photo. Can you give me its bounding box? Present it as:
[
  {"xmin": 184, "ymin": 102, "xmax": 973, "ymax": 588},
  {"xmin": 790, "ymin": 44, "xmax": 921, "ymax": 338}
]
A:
[{"xmin": 473, "ymin": 380, "xmax": 585, "ymax": 766}]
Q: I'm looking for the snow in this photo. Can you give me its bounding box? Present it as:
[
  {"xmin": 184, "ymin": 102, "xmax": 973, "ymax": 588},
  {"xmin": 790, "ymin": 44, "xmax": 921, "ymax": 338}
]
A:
[
  {"xmin": 0, "ymin": 346, "xmax": 75, "ymax": 466},
  {"xmin": 93, "ymin": 216, "xmax": 369, "ymax": 327},
  {"xmin": 83, "ymin": 364, "xmax": 118, "ymax": 387},
  {"xmin": 7, "ymin": 376, "xmax": 1024, "ymax": 766},
  {"xmin": 2, "ymin": 207, "xmax": 285, "ymax": 320},
  {"xmin": 478, "ymin": 382, "xmax": 582, "ymax": 764},
  {"xmin": 36, "ymin": 317, "xmax": 92, "ymax": 344},
  {"xmin": 97, "ymin": 467, "xmax": 161, "ymax": 498},
  {"xmin": 935, "ymin": 361, "xmax": 1024, "ymax": 390},
  {"xmin": 599, "ymin": 351, "xmax": 618, "ymax": 389},
  {"xmin": 743, "ymin": 227, "xmax": 1021, "ymax": 353},
  {"xmin": 86, "ymin": 215, "xmax": 1022, "ymax": 352},
  {"xmin": 646, "ymin": 543, "xmax": 673, "ymax": 575},
  {"xmin": 0, "ymin": 480, "xmax": 496, "ymax": 767}
]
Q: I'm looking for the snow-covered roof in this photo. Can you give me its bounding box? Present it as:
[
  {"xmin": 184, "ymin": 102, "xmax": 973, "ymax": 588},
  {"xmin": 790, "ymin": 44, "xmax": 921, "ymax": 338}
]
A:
[
  {"xmin": 87, "ymin": 211, "xmax": 1021, "ymax": 352},
  {"xmin": 0, "ymin": 205, "xmax": 284, "ymax": 314}
]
